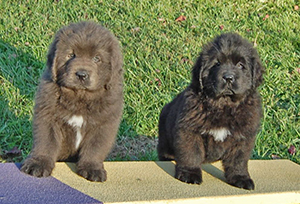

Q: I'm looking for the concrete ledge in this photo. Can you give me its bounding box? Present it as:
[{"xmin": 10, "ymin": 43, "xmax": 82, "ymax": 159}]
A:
[
  {"xmin": 0, "ymin": 160, "xmax": 299, "ymax": 203},
  {"xmin": 52, "ymin": 160, "xmax": 300, "ymax": 203}
]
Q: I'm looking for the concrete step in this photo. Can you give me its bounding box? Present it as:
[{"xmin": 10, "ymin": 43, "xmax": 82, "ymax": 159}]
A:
[{"xmin": 0, "ymin": 160, "xmax": 299, "ymax": 203}]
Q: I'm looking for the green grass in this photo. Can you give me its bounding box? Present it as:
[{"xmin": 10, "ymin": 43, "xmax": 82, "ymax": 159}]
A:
[{"xmin": 0, "ymin": 0, "xmax": 299, "ymax": 163}]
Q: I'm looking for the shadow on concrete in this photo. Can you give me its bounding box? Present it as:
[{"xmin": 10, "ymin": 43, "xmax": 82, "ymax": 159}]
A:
[
  {"xmin": 155, "ymin": 161, "xmax": 175, "ymax": 177},
  {"xmin": 202, "ymin": 163, "xmax": 226, "ymax": 182},
  {"xmin": 65, "ymin": 162, "xmax": 77, "ymax": 174},
  {"xmin": 155, "ymin": 161, "xmax": 227, "ymax": 183}
]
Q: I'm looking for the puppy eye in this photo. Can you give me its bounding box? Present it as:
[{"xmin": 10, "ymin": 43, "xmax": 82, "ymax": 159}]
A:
[
  {"xmin": 215, "ymin": 61, "xmax": 221, "ymax": 66},
  {"xmin": 92, "ymin": 56, "xmax": 101, "ymax": 63},
  {"xmin": 236, "ymin": 62, "xmax": 244, "ymax": 69},
  {"xmin": 67, "ymin": 53, "xmax": 75, "ymax": 59}
]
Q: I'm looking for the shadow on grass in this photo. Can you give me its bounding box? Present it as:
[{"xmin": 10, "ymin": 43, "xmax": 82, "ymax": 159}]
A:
[
  {"xmin": 108, "ymin": 130, "xmax": 158, "ymax": 161},
  {"xmin": 0, "ymin": 40, "xmax": 42, "ymax": 162}
]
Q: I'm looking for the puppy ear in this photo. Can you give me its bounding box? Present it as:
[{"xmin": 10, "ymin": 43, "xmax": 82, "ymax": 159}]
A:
[
  {"xmin": 106, "ymin": 39, "xmax": 123, "ymax": 90},
  {"xmin": 252, "ymin": 54, "xmax": 264, "ymax": 88},
  {"xmin": 191, "ymin": 53, "xmax": 204, "ymax": 93},
  {"xmin": 46, "ymin": 37, "xmax": 59, "ymax": 82}
]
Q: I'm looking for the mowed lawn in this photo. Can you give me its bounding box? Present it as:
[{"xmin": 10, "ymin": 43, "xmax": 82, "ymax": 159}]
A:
[{"xmin": 0, "ymin": 0, "xmax": 299, "ymax": 163}]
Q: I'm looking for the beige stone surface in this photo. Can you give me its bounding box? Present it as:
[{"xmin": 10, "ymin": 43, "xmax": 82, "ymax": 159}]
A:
[{"xmin": 52, "ymin": 160, "xmax": 300, "ymax": 203}]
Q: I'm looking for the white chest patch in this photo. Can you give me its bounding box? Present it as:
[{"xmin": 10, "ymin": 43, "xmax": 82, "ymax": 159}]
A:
[
  {"xmin": 206, "ymin": 128, "xmax": 231, "ymax": 142},
  {"xmin": 67, "ymin": 115, "xmax": 84, "ymax": 149}
]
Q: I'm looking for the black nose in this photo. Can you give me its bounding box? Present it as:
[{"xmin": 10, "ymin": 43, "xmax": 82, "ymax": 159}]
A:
[
  {"xmin": 223, "ymin": 74, "xmax": 235, "ymax": 83},
  {"xmin": 76, "ymin": 70, "xmax": 89, "ymax": 80}
]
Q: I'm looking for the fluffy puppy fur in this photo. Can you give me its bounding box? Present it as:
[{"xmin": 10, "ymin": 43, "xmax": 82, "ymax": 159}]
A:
[
  {"xmin": 21, "ymin": 21, "xmax": 123, "ymax": 182},
  {"xmin": 158, "ymin": 33, "xmax": 264, "ymax": 190}
]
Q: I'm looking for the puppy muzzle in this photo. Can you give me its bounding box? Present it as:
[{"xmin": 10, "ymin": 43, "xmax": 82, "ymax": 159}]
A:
[{"xmin": 76, "ymin": 70, "xmax": 89, "ymax": 81}]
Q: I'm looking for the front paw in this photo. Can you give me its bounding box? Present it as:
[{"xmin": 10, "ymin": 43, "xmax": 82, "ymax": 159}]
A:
[
  {"xmin": 175, "ymin": 166, "xmax": 202, "ymax": 184},
  {"xmin": 21, "ymin": 157, "xmax": 54, "ymax": 177},
  {"xmin": 77, "ymin": 166, "xmax": 107, "ymax": 182},
  {"xmin": 228, "ymin": 175, "xmax": 255, "ymax": 190}
]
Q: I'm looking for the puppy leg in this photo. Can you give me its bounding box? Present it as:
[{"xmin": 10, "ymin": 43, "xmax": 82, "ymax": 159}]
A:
[
  {"xmin": 222, "ymin": 142, "xmax": 255, "ymax": 190},
  {"xmin": 175, "ymin": 165, "xmax": 202, "ymax": 184},
  {"xmin": 157, "ymin": 133, "xmax": 174, "ymax": 161},
  {"xmin": 21, "ymin": 125, "xmax": 61, "ymax": 177},
  {"xmin": 21, "ymin": 155, "xmax": 55, "ymax": 177},
  {"xmin": 77, "ymin": 123, "xmax": 117, "ymax": 182},
  {"xmin": 158, "ymin": 106, "xmax": 175, "ymax": 161},
  {"xmin": 77, "ymin": 161, "xmax": 107, "ymax": 182},
  {"xmin": 174, "ymin": 132, "xmax": 204, "ymax": 184},
  {"xmin": 157, "ymin": 146, "xmax": 174, "ymax": 161}
]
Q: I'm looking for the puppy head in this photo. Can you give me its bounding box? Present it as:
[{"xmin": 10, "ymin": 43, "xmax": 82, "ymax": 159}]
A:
[
  {"xmin": 46, "ymin": 21, "xmax": 123, "ymax": 91},
  {"xmin": 192, "ymin": 33, "xmax": 264, "ymax": 99}
]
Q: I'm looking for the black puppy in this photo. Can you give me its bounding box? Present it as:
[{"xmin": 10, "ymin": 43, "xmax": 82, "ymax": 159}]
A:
[{"xmin": 158, "ymin": 33, "xmax": 264, "ymax": 190}]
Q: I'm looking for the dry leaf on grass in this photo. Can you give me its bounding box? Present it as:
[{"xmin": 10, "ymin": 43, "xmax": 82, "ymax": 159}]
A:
[
  {"xmin": 271, "ymin": 154, "xmax": 280, "ymax": 159},
  {"xmin": 288, "ymin": 145, "xmax": 296, "ymax": 155},
  {"xmin": 175, "ymin": 15, "xmax": 186, "ymax": 22}
]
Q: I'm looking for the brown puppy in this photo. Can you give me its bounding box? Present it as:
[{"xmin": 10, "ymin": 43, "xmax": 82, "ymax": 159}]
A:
[
  {"xmin": 158, "ymin": 33, "xmax": 264, "ymax": 190},
  {"xmin": 21, "ymin": 21, "xmax": 123, "ymax": 182}
]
